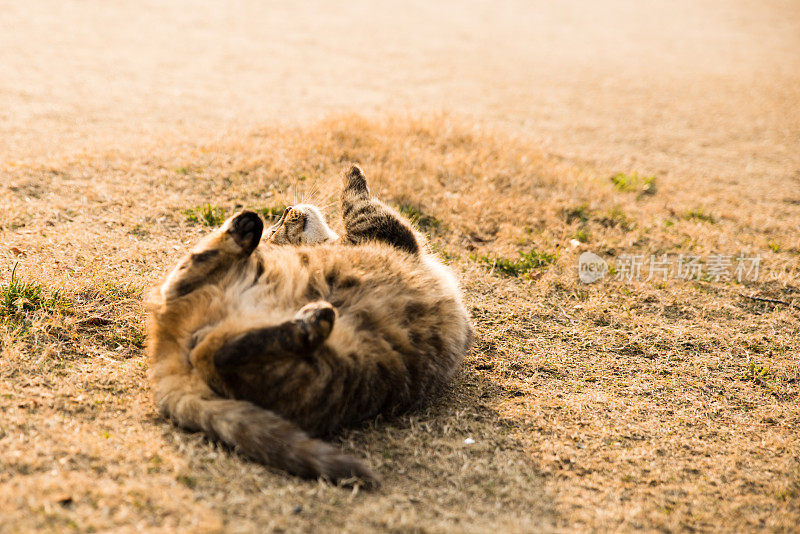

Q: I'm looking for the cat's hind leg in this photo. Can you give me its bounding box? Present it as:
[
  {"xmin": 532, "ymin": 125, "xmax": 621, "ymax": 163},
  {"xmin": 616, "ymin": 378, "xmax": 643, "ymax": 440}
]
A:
[
  {"xmin": 340, "ymin": 165, "xmax": 422, "ymax": 255},
  {"xmin": 185, "ymin": 301, "xmax": 381, "ymax": 487},
  {"xmin": 209, "ymin": 302, "xmax": 334, "ymax": 370},
  {"xmin": 189, "ymin": 301, "xmax": 336, "ymax": 390}
]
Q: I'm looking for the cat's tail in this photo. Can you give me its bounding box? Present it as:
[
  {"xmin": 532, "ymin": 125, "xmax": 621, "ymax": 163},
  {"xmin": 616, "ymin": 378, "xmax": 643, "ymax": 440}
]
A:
[{"xmin": 151, "ymin": 373, "xmax": 377, "ymax": 487}]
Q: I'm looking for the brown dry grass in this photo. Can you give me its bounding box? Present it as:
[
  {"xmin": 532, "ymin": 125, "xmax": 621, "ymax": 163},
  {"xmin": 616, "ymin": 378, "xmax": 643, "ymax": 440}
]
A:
[{"xmin": 1, "ymin": 115, "xmax": 798, "ymax": 532}]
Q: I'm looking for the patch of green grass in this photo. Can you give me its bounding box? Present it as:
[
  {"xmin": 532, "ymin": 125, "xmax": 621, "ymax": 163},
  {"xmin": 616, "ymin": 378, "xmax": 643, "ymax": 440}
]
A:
[
  {"xmin": 564, "ymin": 205, "xmax": 592, "ymax": 242},
  {"xmin": 476, "ymin": 249, "xmax": 558, "ymax": 277},
  {"xmin": 175, "ymin": 166, "xmax": 202, "ymax": 176},
  {"xmin": 563, "ymin": 204, "xmax": 591, "ymax": 224},
  {"xmin": 684, "ymin": 209, "xmax": 714, "ymax": 223},
  {"xmin": 429, "ymin": 242, "xmax": 460, "ymax": 264},
  {"xmin": 573, "ymin": 228, "xmax": 590, "ymax": 242},
  {"xmin": 1, "ymin": 264, "xmax": 70, "ymax": 321},
  {"xmin": 611, "ymin": 172, "xmax": 657, "ymax": 195},
  {"xmin": 398, "ymin": 204, "xmax": 442, "ymax": 232},
  {"xmin": 739, "ymin": 360, "xmax": 772, "ymax": 388},
  {"xmin": 128, "ymin": 223, "xmax": 149, "ymax": 238},
  {"xmin": 101, "ymin": 281, "xmax": 143, "ymax": 300},
  {"xmin": 183, "ymin": 204, "xmax": 226, "ymax": 227},
  {"xmin": 257, "ymin": 205, "xmax": 288, "ymax": 222},
  {"xmin": 176, "ymin": 474, "xmax": 198, "ymax": 489},
  {"xmin": 108, "ymin": 327, "xmax": 146, "ymax": 350},
  {"xmin": 768, "ymin": 240, "xmax": 781, "ymax": 253},
  {"xmin": 598, "ymin": 207, "xmax": 634, "ymax": 231}
]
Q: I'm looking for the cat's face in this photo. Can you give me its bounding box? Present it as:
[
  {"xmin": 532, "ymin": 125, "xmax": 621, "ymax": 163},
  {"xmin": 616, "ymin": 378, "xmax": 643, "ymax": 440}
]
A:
[{"xmin": 267, "ymin": 204, "xmax": 339, "ymax": 245}]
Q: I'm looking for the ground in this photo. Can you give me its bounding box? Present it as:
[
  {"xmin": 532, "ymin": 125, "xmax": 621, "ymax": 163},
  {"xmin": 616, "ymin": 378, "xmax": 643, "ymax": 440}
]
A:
[{"xmin": 1, "ymin": 1, "xmax": 799, "ymax": 532}]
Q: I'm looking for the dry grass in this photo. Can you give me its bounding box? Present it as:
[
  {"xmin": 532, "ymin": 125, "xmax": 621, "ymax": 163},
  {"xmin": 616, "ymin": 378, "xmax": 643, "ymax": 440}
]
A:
[{"xmin": 0, "ymin": 114, "xmax": 798, "ymax": 532}]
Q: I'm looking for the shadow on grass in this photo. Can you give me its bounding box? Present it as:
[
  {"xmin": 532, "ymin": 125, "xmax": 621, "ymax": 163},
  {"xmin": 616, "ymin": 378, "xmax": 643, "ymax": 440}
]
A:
[{"xmin": 150, "ymin": 353, "xmax": 555, "ymax": 529}]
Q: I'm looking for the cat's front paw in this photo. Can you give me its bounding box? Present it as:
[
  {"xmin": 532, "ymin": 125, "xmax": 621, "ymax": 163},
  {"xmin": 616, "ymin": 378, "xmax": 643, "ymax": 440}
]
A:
[{"xmin": 226, "ymin": 211, "xmax": 263, "ymax": 254}]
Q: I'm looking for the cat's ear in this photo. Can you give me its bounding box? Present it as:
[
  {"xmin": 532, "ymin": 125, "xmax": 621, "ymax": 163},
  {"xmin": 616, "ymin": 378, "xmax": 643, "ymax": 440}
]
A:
[{"xmin": 343, "ymin": 164, "xmax": 370, "ymax": 198}]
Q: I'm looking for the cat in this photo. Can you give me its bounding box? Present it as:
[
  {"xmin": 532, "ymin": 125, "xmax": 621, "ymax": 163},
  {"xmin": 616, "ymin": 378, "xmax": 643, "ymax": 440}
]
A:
[{"xmin": 146, "ymin": 165, "xmax": 472, "ymax": 486}]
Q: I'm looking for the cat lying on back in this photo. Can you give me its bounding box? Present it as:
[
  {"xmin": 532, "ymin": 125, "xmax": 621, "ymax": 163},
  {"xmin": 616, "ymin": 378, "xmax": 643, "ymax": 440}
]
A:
[{"xmin": 147, "ymin": 165, "xmax": 471, "ymax": 485}]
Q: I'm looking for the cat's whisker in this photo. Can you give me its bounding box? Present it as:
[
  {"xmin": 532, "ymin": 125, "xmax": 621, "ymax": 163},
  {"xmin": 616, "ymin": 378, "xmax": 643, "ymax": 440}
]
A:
[
  {"xmin": 291, "ymin": 181, "xmax": 301, "ymax": 206},
  {"xmin": 306, "ymin": 181, "xmax": 328, "ymax": 206},
  {"xmin": 306, "ymin": 181, "xmax": 321, "ymax": 199},
  {"xmin": 318, "ymin": 199, "xmax": 339, "ymax": 213},
  {"xmin": 322, "ymin": 177, "xmax": 339, "ymax": 196},
  {"xmin": 307, "ymin": 182, "xmax": 338, "ymax": 211},
  {"xmin": 307, "ymin": 184, "xmax": 334, "ymax": 209},
  {"xmin": 307, "ymin": 191, "xmax": 328, "ymax": 208},
  {"xmin": 301, "ymin": 189, "xmax": 315, "ymax": 206}
]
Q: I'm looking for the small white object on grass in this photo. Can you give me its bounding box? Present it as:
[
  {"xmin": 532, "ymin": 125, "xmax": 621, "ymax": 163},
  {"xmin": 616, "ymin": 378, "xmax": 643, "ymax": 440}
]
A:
[
  {"xmin": 464, "ymin": 438, "xmax": 475, "ymax": 445},
  {"xmin": 569, "ymin": 239, "xmax": 581, "ymax": 249}
]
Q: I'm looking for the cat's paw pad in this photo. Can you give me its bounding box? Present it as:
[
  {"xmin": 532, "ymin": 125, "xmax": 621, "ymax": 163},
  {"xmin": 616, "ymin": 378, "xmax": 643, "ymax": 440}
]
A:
[
  {"xmin": 228, "ymin": 211, "xmax": 263, "ymax": 253},
  {"xmin": 343, "ymin": 164, "xmax": 369, "ymax": 197},
  {"xmin": 296, "ymin": 301, "xmax": 336, "ymax": 343}
]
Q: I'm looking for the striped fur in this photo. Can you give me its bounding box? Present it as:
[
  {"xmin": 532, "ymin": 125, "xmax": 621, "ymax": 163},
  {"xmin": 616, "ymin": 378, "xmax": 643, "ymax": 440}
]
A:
[
  {"xmin": 339, "ymin": 165, "xmax": 423, "ymax": 254},
  {"xmin": 147, "ymin": 170, "xmax": 471, "ymax": 486}
]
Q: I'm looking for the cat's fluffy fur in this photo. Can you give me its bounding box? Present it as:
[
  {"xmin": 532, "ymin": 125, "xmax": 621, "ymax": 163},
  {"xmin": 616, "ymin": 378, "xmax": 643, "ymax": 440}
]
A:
[{"xmin": 146, "ymin": 165, "xmax": 471, "ymax": 485}]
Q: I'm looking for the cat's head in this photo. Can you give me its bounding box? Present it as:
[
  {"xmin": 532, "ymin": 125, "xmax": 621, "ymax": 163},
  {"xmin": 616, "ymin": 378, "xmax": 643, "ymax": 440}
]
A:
[{"xmin": 267, "ymin": 204, "xmax": 339, "ymax": 245}]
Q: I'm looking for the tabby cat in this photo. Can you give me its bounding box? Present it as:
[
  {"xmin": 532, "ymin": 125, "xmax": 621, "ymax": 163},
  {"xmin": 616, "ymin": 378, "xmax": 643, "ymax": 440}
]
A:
[{"xmin": 146, "ymin": 165, "xmax": 471, "ymax": 485}]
